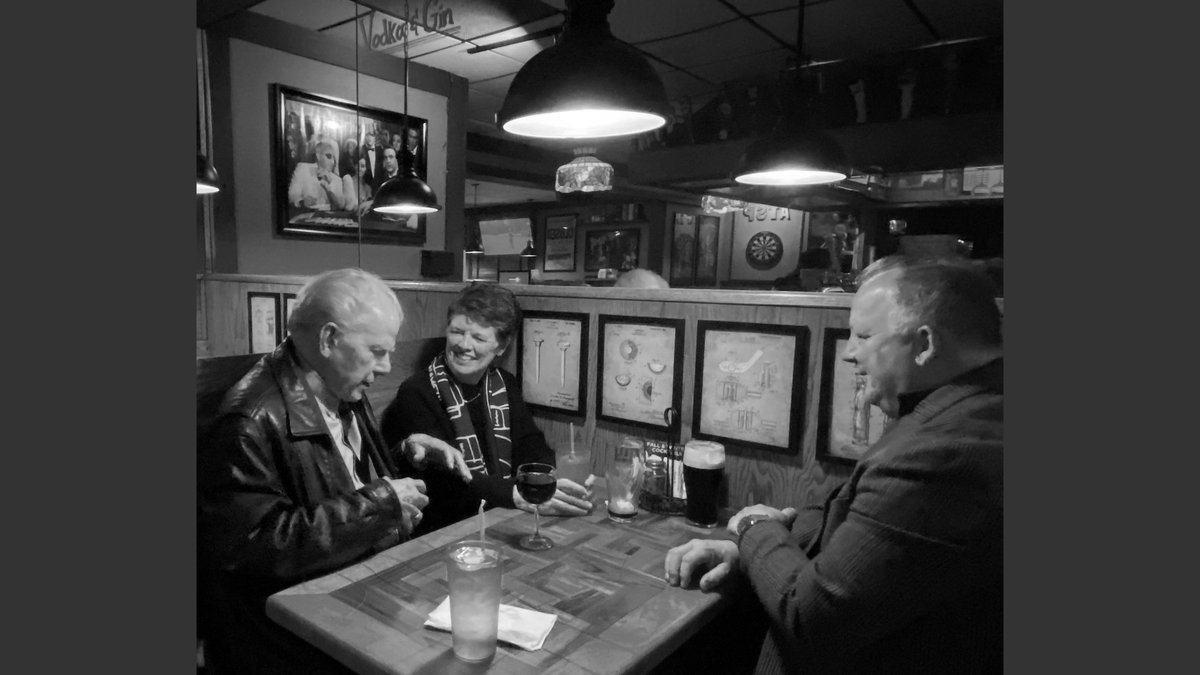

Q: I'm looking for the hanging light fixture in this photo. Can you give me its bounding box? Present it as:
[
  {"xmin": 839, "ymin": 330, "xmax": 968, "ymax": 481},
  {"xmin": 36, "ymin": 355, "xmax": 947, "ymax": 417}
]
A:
[
  {"xmin": 496, "ymin": 0, "xmax": 670, "ymax": 139},
  {"xmin": 196, "ymin": 152, "xmax": 220, "ymax": 194},
  {"xmin": 373, "ymin": 0, "xmax": 443, "ymax": 214},
  {"xmin": 732, "ymin": 0, "xmax": 847, "ymax": 186},
  {"xmin": 555, "ymin": 147, "xmax": 613, "ymax": 193},
  {"xmin": 519, "ymin": 238, "xmax": 536, "ymax": 258},
  {"xmin": 465, "ymin": 182, "xmax": 484, "ymax": 255}
]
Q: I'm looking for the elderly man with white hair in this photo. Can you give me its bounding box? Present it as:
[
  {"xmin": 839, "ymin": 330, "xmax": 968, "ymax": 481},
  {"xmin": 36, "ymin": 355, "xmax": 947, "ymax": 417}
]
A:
[{"xmin": 199, "ymin": 268, "xmax": 469, "ymax": 674}]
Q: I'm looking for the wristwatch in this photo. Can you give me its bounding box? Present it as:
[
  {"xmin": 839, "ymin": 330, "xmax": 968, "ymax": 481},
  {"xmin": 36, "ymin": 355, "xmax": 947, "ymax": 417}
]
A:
[{"xmin": 735, "ymin": 513, "xmax": 773, "ymax": 542}]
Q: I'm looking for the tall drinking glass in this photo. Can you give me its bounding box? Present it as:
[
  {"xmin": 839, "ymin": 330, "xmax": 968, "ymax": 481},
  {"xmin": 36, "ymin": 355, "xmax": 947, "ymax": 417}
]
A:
[
  {"xmin": 516, "ymin": 462, "xmax": 556, "ymax": 550},
  {"xmin": 446, "ymin": 539, "xmax": 502, "ymax": 663}
]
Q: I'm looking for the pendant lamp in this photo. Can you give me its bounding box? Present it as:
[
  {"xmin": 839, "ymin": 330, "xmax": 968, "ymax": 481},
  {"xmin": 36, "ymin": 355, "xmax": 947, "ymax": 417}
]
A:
[
  {"xmin": 555, "ymin": 147, "xmax": 613, "ymax": 193},
  {"xmin": 732, "ymin": 0, "xmax": 847, "ymax": 186},
  {"xmin": 197, "ymin": 152, "xmax": 220, "ymax": 194},
  {"xmin": 496, "ymin": 0, "xmax": 670, "ymax": 139},
  {"xmin": 373, "ymin": 0, "xmax": 442, "ymax": 214},
  {"xmin": 519, "ymin": 238, "xmax": 536, "ymax": 258}
]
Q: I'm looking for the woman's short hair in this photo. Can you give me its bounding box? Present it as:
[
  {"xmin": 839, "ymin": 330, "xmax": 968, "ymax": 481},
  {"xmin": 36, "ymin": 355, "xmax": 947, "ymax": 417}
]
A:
[{"xmin": 446, "ymin": 282, "xmax": 522, "ymax": 345}]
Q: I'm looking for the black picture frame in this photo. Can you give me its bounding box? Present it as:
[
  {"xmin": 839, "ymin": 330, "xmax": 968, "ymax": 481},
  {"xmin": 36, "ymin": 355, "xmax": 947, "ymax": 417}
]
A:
[
  {"xmin": 691, "ymin": 320, "xmax": 809, "ymax": 454},
  {"xmin": 247, "ymin": 292, "xmax": 282, "ymax": 354},
  {"xmin": 669, "ymin": 211, "xmax": 697, "ymax": 286},
  {"xmin": 517, "ymin": 310, "xmax": 590, "ymax": 417},
  {"xmin": 596, "ymin": 314, "xmax": 686, "ymax": 436},
  {"xmin": 694, "ymin": 215, "xmax": 720, "ymax": 286},
  {"xmin": 584, "ymin": 228, "xmax": 640, "ymax": 272},
  {"xmin": 543, "ymin": 214, "xmax": 577, "ymax": 272},
  {"xmin": 816, "ymin": 327, "xmax": 892, "ymax": 465},
  {"xmin": 282, "ymin": 293, "xmax": 297, "ymax": 337},
  {"xmin": 271, "ymin": 84, "xmax": 429, "ymax": 246}
]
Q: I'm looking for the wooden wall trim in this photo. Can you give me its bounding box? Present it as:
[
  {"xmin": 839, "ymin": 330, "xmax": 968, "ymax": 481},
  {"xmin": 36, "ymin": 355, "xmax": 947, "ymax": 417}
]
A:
[{"xmin": 199, "ymin": 274, "xmax": 857, "ymax": 308}]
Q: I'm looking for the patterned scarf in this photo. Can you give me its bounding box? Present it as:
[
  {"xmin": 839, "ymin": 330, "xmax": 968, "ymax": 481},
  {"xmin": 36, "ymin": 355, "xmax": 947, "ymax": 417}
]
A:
[{"xmin": 427, "ymin": 354, "xmax": 512, "ymax": 477}]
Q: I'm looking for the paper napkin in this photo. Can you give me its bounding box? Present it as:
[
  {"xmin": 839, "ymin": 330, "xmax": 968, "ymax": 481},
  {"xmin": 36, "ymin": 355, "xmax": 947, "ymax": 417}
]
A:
[{"xmin": 424, "ymin": 596, "xmax": 558, "ymax": 651}]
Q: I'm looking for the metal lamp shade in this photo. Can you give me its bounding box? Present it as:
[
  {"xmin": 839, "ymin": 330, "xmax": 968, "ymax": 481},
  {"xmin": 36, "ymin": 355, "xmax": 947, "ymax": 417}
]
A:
[
  {"xmin": 732, "ymin": 129, "xmax": 848, "ymax": 186},
  {"xmin": 197, "ymin": 153, "xmax": 221, "ymax": 194},
  {"xmin": 372, "ymin": 167, "xmax": 443, "ymax": 215},
  {"xmin": 497, "ymin": 16, "xmax": 670, "ymax": 139}
]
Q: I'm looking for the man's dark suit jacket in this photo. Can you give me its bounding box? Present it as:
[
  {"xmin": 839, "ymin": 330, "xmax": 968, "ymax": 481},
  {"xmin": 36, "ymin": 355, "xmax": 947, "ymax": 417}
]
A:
[{"xmin": 741, "ymin": 359, "xmax": 1003, "ymax": 675}]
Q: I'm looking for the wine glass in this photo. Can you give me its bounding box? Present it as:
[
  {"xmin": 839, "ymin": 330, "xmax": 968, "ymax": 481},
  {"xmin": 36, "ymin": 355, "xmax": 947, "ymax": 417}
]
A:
[{"xmin": 516, "ymin": 462, "xmax": 557, "ymax": 550}]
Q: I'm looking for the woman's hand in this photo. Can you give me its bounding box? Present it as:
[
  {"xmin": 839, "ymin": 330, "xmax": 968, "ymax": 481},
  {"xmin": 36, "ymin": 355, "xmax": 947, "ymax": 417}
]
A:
[{"xmin": 512, "ymin": 477, "xmax": 594, "ymax": 517}]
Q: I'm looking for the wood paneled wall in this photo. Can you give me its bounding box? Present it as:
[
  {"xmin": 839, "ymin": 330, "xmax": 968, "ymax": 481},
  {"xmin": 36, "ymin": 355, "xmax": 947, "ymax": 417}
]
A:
[{"xmin": 198, "ymin": 275, "xmax": 857, "ymax": 510}]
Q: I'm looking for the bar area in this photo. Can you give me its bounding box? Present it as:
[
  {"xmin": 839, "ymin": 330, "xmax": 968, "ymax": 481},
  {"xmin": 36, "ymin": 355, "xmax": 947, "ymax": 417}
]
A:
[{"xmin": 196, "ymin": 1, "xmax": 1003, "ymax": 673}]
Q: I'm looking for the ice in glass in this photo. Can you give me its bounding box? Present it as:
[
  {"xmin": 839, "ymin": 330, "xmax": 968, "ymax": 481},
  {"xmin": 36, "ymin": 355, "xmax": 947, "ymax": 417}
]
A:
[{"xmin": 446, "ymin": 540, "xmax": 502, "ymax": 663}]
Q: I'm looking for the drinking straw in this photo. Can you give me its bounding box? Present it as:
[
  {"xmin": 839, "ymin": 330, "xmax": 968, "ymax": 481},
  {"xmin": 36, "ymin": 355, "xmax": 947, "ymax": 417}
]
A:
[
  {"xmin": 478, "ymin": 499, "xmax": 486, "ymax": 542},
  {"xmin": 569, "ymin": 422, "xmax": 576, "ymax": 458}
]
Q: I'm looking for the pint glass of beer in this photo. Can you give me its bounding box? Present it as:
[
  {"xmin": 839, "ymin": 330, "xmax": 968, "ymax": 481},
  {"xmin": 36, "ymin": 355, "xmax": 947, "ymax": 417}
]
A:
[{"xmin": 682, "ymin": 440, "xmax": 725, "ymax": 528}]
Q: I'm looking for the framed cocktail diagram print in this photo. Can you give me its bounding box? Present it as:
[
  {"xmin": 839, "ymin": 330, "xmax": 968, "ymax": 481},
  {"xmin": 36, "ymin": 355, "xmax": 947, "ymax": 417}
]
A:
[
  {"xmin": 596, "ymin": 315, "xmax": 685, "ymax": 435},
  {"xmin": 247, "ymin": 292, "xmax": 281, "ymax": 354},
  {"xmin": 817, "ymin": 327, "xmax": 891, "ymax": 464},
  {"xmin": 692, "ymin": 321, "xmax": 809, "ymax": 454},
  {"xmin": 517, "ymin": 311, "xmax": 589, "ymax": 417}
]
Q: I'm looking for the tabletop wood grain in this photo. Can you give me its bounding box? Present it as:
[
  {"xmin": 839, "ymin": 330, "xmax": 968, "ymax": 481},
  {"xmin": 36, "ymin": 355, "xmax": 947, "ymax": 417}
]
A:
[{"xmin": 267, "ymin": 502, "xmax": 737, "ymax": 675}]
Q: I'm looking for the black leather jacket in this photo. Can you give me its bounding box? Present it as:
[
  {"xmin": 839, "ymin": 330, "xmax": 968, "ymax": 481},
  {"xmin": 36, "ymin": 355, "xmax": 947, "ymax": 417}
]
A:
[{"xmin": 198, "ymin": 339, "xmax": 417, "ymax": 674}]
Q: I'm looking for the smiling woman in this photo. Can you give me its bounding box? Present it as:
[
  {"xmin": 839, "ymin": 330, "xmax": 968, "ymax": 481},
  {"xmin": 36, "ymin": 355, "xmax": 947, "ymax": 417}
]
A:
[{"xmin": 381, "ymin": 282, "xmax": 594, "ymax": 535}]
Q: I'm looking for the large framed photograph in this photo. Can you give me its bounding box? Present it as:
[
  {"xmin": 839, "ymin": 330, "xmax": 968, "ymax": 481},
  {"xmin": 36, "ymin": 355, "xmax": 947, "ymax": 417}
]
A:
[
  {"xmin": 543, "ymin": 214, "xmax": 577, "ymax": 272},
  {"xmin": 817, "ymin": 328, "xmax": 891, "ymax": 465},
  {"xmin": 584, "ymin": 228, "xmax": 640, "ymax": 272},
  {"xmin": 669, "ymin": 212, "xmax": 696, "ymax": 286},
  {"xmin": 517, "ymin": 311, "xmax": 589, "ymax": 417},
  {"xmin": 691, "ymin": 321, "xmax": 809, "ymax": 454},
  {"xmin": 271, "ymin": 84, "xmax": 429, "ymax": 246},
  {"xmin": 247, "ymin": 292, "xmax": 281, "ymax": 354},
  {"xmin": 596, "ymin": 315, "xmax": 685, "ymax": 435}
]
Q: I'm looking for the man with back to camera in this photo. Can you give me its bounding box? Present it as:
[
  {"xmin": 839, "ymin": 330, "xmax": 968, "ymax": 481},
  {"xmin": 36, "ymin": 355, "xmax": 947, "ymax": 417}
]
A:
[
  {"xmin": 664, "ymin": 256, "xmax": 1003, "ymax": 674},
  {"xmin": 198, "ymin": 268, "xmax": 472, "ymax": 674}
]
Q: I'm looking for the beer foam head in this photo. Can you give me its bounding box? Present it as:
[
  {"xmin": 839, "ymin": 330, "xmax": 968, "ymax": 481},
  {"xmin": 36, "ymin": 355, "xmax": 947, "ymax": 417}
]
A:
[{"xmin": 683, "ymin": 440, "xmax": 725, "ymax": 469}]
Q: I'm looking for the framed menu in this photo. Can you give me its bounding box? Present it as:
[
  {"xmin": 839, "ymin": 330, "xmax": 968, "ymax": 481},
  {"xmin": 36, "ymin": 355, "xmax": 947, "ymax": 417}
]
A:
[
  {"xmin": 596, "ymin": 315, "xmax": 685, "ymax": 434},
  {"xmin": 517, "ymin": 311, "xmax": 589, "ymax": 417},
  {"xmin": 247, "ymin": 292, "xmax": 281, "ymax": 354},
  {"xmin": 692, "ymin": 320, "xmax": 809, "ymax": 454}
]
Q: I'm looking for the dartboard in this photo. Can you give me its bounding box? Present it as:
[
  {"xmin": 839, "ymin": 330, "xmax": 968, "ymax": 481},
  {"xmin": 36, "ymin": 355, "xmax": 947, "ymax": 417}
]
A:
[{"xmin": 745, "ymin": 231, "xmax": 783, "ymax": 270}]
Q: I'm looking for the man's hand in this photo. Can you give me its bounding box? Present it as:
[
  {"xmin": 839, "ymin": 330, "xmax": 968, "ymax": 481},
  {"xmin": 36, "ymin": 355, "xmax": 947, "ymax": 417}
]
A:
[
  {"xmin": 726, "ymin": 504, "xmax": 797, "ymax": 538},
  {"xmin": 385, "ymin": 477, "xmax": 428, "ymax": 511},
  {"xmin": 512, "ymin": 477, "xmax": 594, "ymax": 516},
  {"xmin": 400, "ymin": 434, "xmax": 472, "ymax": 482},
  {"xmin": 664, "ymin": 539, "xmax": 740, "ymax": 592}
]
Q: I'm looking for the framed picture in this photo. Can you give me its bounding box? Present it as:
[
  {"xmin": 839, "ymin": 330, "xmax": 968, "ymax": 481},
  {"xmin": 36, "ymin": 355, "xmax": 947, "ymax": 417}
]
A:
[
  {"xmin": 596, "ymin": 315, "xmax": 685, "ymax": 435},
  {"xmin": 584, "ymin": 228, "xmax": 640, "ymax": 272},
  {"xmin": 282, "ymin": 293, "xmax": 297, "ymax": 336},
  {"xmin": 730, "ymin": 205, "xmax": 806, "ymax": 282},
  {"xmin": 695, "ymin": 215, "xmax": 720, "ymax": 286},
  {"xmin": 543, "ymin": 214, "xmax": 577, "ymax": 272},
  {"xmin": 271, "ymin": 84, "xmax": 429, "ymax": 246},
  {"xmin": 691, "ymin": 321, "xmax": 809, "ymax": 454},
  {"xmin": 517, "ymin": 311, "xmax": 589, "ymax": 417},
  {"xmin": 669, "ymin": 212, "xmax": 696, "ymax": 286},
  {"xmin": 817, "ymin": 328, "xmax": 892, "ymax": 465},
  {"xmin": 247, "ymin": 292, "xmax": 281, "ymax": 354}
]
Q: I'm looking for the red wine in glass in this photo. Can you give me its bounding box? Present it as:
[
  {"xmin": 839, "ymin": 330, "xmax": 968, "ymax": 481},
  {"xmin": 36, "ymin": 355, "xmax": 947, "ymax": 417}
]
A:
[{"xmin": 516, "ymin": 462, "xmax": 556, "ymax": 550}]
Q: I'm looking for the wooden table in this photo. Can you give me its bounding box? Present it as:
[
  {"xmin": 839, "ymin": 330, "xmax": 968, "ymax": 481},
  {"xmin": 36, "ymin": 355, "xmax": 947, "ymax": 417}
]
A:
[{"xmin": 266, "ymin": 502, "xmax": 737, "ymax": 675}]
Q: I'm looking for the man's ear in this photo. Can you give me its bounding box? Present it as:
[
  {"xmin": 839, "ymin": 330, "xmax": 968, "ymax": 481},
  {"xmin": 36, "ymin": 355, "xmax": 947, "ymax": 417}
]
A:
[
  {"xmin": 317, "ymin": 322, "xmax": 339, "ymax": 357},
  {"xmin": 914, "ymin": 325, "xmax": 937, "ymax": 366}
]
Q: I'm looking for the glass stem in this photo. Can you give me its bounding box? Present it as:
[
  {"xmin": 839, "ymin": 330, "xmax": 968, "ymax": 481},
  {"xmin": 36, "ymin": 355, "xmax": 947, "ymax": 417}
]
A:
[{"xmin": 533, "ymin": 505, "xmax": 541, "ymax": 538}]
